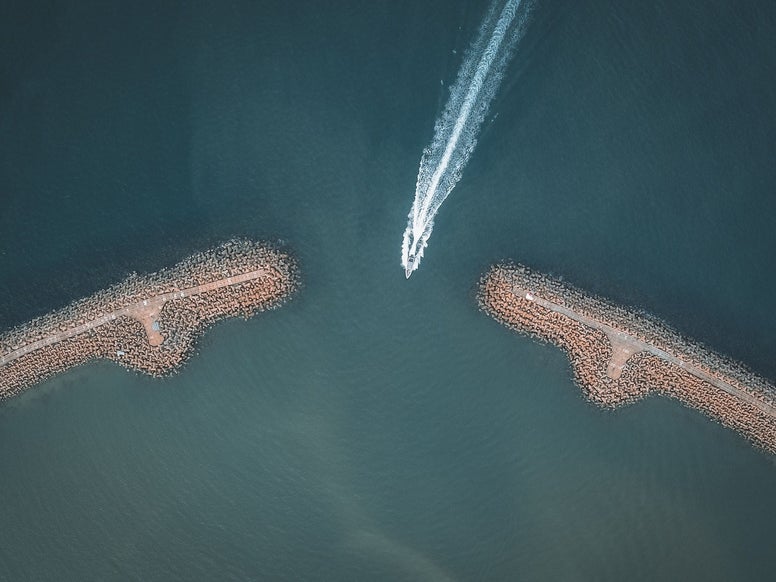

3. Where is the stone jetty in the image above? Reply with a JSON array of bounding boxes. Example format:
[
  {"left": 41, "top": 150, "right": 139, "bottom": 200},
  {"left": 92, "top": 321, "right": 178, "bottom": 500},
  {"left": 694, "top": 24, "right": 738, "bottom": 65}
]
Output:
[
  {"left": 478, "top": 262, "right": 776, "bottom": 455},
  {"left": 0, "top": 239, "right": 299, "bottom": 400}
]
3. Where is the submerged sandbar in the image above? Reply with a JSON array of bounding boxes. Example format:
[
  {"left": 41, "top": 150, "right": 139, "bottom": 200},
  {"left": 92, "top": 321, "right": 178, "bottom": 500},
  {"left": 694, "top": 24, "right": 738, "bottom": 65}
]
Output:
[
  {"left": 0, "top": 239, "right": 298, "bottom": 400},
  {"left": 478, "top": 263, "right": 776, "bottom": 454}
]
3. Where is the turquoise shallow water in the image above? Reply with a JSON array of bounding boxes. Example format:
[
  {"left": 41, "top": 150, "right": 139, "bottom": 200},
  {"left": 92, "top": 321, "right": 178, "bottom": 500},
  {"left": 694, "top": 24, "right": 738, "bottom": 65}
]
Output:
[{"left": 1, "top": 1, "right": 775, "bottom": 580}]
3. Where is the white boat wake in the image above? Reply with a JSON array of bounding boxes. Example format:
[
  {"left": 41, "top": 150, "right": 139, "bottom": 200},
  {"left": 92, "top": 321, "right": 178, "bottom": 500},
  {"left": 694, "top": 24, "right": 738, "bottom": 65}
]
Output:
[{"left": 402, "top": 0, "right": 532, "bottom": 278}]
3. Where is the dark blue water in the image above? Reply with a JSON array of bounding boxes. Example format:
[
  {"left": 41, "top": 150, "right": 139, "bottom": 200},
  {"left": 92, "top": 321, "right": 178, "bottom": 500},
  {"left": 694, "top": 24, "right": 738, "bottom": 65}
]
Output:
[{"left": 1, "top": 1, "right": 775, "bottom": 580}]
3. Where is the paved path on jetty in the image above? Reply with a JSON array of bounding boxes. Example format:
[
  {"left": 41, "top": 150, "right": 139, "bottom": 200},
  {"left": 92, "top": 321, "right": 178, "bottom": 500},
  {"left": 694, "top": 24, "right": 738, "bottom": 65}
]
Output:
[
  {"left": 0, "top": 269, "right": 267, "bottom": 366},
  {"left": 511, "top": 285, "right": 776, "bottom": 418}
]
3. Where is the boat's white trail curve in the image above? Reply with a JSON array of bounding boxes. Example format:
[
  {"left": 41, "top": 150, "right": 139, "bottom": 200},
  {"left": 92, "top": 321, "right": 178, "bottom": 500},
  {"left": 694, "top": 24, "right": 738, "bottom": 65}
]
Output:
[{"left": 402, "top": 0, "right": 532, "bottom": 278}]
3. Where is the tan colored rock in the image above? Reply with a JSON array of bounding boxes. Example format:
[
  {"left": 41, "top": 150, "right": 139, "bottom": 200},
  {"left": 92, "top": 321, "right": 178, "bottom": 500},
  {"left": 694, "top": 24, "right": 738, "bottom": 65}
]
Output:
[
  {"left": 0, "top": 240, "right": 299, "bottom": 399},
  {"left": 478, "top": 263, "right": 776, "bottom": 455}
]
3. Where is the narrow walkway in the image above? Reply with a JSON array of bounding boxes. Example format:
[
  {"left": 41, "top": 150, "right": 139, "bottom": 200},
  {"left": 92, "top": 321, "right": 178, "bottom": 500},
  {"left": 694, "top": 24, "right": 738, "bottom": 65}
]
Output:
[
  {"left": 0, "top": 269, "right": 266, "bottom": 366},
  {"left": 512, "top": 284, "right": 776, "bottom": 418}
]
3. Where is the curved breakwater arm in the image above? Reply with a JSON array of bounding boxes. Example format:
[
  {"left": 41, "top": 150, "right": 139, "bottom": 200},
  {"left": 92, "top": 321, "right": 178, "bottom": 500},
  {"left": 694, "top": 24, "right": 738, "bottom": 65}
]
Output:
[
  {"left": 0, "top": 240, "right": 299, "bottom": 400},
  {"left": 478, "top": 263, "right": 776, "bottom": 455}
]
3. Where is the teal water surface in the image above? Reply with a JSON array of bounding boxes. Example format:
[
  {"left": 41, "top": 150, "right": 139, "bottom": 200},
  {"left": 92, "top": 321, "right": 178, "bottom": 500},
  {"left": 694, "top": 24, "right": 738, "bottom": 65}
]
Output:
[{"left": 1, "top": 1, "right": 775, "bottom": 580}]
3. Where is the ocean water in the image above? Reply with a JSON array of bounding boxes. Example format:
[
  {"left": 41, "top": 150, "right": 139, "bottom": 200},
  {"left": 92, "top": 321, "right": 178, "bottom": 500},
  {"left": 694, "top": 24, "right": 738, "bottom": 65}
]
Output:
[{"left": 1, "top": 1, "right": 775, "bottom": 580}]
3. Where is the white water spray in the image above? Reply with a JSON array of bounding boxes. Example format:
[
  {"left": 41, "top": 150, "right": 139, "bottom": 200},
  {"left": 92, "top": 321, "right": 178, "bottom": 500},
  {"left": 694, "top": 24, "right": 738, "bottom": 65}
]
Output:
[{"left": 402, "top": 0, "right": 531, "bottom": 278}]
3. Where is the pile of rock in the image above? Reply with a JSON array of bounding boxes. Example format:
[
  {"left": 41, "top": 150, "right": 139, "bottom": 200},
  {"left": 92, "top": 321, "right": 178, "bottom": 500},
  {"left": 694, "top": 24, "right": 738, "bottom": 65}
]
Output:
[
  {"left": 478, "top": 262, "right": 776, "bottom": 454},
  {"left": 0, "top": 240, "right": 299, "bottom": 399}
]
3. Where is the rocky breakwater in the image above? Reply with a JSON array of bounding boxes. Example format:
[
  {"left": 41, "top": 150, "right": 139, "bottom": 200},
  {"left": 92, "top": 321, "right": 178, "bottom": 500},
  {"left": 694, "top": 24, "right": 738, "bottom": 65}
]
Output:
[
  {"left": 0, "top": 239, "right": 299, "bottom": 400},
  {"left": 478, "top": 262, "right": 776, "bottom": 455}
]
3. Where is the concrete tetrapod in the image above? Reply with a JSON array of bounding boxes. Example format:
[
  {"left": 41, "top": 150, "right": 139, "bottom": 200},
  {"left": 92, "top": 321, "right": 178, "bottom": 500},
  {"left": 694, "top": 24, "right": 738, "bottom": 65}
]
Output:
[
  {"left": 478, "top": 263, "right": 776, "bottom": 455},
  {"left": 0, "top": 239, "right": 299, "bottom": 400}
]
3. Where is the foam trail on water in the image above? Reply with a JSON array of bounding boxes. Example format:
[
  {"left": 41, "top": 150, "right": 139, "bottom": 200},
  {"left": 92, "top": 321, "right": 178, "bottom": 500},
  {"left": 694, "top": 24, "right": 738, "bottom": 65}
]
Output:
[{"left": 402, "top": 0, "right": 531, "bottom": 278}]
